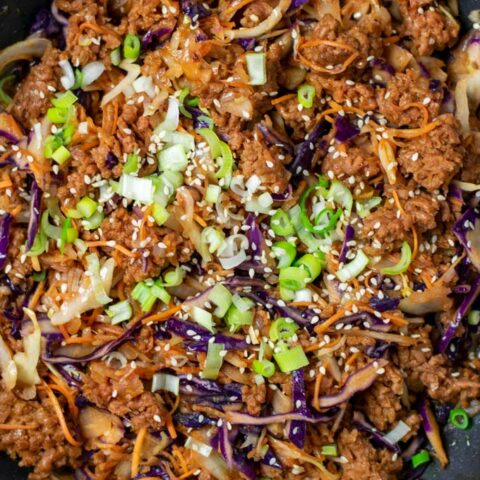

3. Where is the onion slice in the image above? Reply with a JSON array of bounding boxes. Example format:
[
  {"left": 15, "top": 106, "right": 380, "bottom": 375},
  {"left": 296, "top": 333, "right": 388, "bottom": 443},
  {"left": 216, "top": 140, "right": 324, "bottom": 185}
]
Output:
[{"left": 101, "top": 60, "right": 141, "bottom": 107}]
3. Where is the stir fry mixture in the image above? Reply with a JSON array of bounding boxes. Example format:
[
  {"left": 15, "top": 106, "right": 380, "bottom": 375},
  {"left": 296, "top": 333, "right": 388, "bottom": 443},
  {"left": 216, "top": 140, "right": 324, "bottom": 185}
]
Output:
[{"left": 0, "top": 0, "right": 480, "bottom": 479}]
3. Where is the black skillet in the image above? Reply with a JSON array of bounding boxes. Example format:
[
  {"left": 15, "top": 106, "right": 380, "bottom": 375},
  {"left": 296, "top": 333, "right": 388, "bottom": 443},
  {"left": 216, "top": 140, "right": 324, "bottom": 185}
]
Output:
[{"left": 0, "top": 0, "right": 478, "bottom": 478}]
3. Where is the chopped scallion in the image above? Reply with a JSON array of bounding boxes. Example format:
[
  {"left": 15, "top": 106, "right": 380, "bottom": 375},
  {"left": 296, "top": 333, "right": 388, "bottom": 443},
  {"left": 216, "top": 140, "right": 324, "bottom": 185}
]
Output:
[
  {"left": 274, "top": 345, "right": 309, "bottom": 373},
  {"left": 246, "top": 52, "right": 267, "bottom": 86},
  {"left": 449, "top": 408, "right": 469, "bottom": 430},
  {"left": 106, "top": 300, "right": 133, "bottom": 325},
  {"left": 380, "top": 241, "right": 412, "bottom": 276},
  {"left": 336, "top": 249, "right": 369, "bottom": 282},
  {"left": 297, "top": 84, "right": 316, "bottom": 108},
  {"left": 272, "top": 241, "right": 297, "bottom": 269},
  {"left": 411, "top": 450, "right": 431, "bottom": 469},
  {"left": 270, "top": 209, "right": 294, "bottom": 236},
  {"left": 202, "top": 342, "right": 224, "bottom": 380},
  {"left": 252, "top": 359, "right": 275, "bottom": 378},
  {"left": 123, "top": 34, "right": 141, "bottom": 61},
  {"left": 279, "top": 266, "right": 310, "bottom": 291},
  {"left": 269, "top": 317, "right": 299, "bottom": 342}
]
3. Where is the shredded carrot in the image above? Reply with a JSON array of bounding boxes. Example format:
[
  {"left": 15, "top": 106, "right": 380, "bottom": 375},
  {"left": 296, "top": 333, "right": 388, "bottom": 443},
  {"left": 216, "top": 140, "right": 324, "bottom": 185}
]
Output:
[
  {"left": 9, "top": 205, "right": 22, "bottom": 218},
  {"left": 28, "top": 280, "right": 45, "bottom": 309},
  {"left": 165, "top": 414, "right": 178, "bottom": 439},
  {"left": 271, "top": 93, "right": 296, "bottom": 106},
  {"left": 351, "top": 303, "right": 409, "bottom": 327},
  {"left": 0, "top": 177, "right": 12, "bottom": 189},
  {"left": 411, "top": 225, "right": 419, "bottom": 260},
  {"left": 172, "top": 445, "right": 189, "bottom": 475},
  {"left": 298, "top": 39, "right": 359, "bottom": 74},
  {"left": 178, "top": 470, "right": 198, "bottom": 480},
  {"left": 48, "top": 378, "right": 79, "bottom": 420},
  {"left": 193, "top": 214, "right": 207, "bottom": 228},
  {"left": 391, "top": 189, "right": 406, "bottom": 216},
  {"left": 131, "top": 426, "right": 147, "bottom": 478},
  {"left": 78, "top": 22, "right": 120, "bottom": 38},
  {"left": 59, "top": 324, "right": 70, "bottom": 340},
  {"left": 43, "top": 382, "right": 81, "bottom": 447},
  {"left": 398, "top": 102, "right": 429, "bottom": 127},
  {"left": 386, "top": 120, "right": 439, "bottom": 139},
  {"left": 85, "top": 241, "right": 136, "bottom": 257},
  {"left": 312, "top": 367, "right": 324, "bottom": 412},
  {"left": 0, "top": 424, "right": 36, "bottom": 430},
  {"left": 142, "top": 305, "right": 182, "bottom": 324},
  {"left": 346, "top": 351, "right": 361, "bottom": 366},
  {"left": 314, "top": 309, "right": 346, "bottom": 334}
]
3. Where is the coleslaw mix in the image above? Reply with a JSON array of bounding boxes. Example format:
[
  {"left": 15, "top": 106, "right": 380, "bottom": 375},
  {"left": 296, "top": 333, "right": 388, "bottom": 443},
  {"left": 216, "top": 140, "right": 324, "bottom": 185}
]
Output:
[{"left": 0, "top": 0, "right": 478, "bottom": 479}]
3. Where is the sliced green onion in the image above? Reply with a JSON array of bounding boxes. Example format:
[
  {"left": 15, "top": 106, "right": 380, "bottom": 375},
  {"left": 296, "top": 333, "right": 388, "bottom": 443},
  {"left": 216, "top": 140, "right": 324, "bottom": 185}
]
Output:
[
  {"left": 201, "top": 342, "right": 224, "bottom": 380},
  {"left": 61, "top": 124, "right": 74, "bottom": 145},
  {"left": 232, "top": 294, "right": 254, "bottom": 312},
  {"left": 272, "top": 241, "right": 297, "bottom": 269},
  {"left": 110, "top": 47, "right": 122, "bottom": 66},
  {"left": 449, "top": 408, "right": 469, "bottom": 430},
  {"left": 44, "top": 135, "right": 63, "bottom": 159},
  {"left": 191, "top": 306, "right": 216, "bottom": 333},
  {"left": 279, "top": 286, "right": 296, "bottom": 302},
  {"left": 132, "top": 281, "right": 156, "bottom": 312},
  {"left": 297, "top": 84, "right": 315, "bottom": 108},
  {"left": 163, "top": 267, "right": 185, "bottom": 287},
  {"left": 252, "top": 359, "right": 275, "bottom": 378},
  {"left": 47, "top": 107, "right": 70, "bottom": 124},
  {"left": 151, "top": 281, "right": 171, "bottom": 304},
  {"left": 270, "top": 209, "right": 294, "bottom": 236},
  {"left": 215, "top": 141, "right": 234, "bottom": 183},
  {"left": 468, "top": 310, "right": 480, "bottom": 326},
  {"left": 356, "top": 196, "right": 382, "bottom": 218},
  {"left": 300, "top": 186, "right": 341, "bottom": 237},
  {"left": 208, "top": 283, "right": 232, "bottom": 318},
  {"left": 32, "top": 270, "right": 47, "bottom": 282},
  {"left": 76, "top": 196, "right": 98, "bottom": 218},
  {"left": 59, "top": 217, "right": 77, "bottom": 254},
  {"left": 320, "top": 444, "right": 338, "bottom": 457},
  {"left": 124, "top": 152, "right": 140, "bottom": 174},
  {"left": 411, "top": 450, "right": 431, "bottom": 469},
  {"left": 52, "top": 90, "right": 78, "bottom": 108},
  {"left": 205, "top": 184, "right": 221, "bottom": 204},
  {"left": 28, "top": 230, "right": 48, "bottom": 256},
  {"left": 197, "top": 128, "right": 221, "bottom": 158},
  {"left": 159, "top": 144, "right": 188, "bottom": 172},
  {"left": 152, "top": 203, "right": 169, "bottom": 225},
  {"left": 201, "top": 226, "right": 225, "bottom": 254},
  {"left": 279, "top": 266, "right": 310, "bottom": 291},
  {"left": 0, "top": 75, "right": 14, "bottom": 106},
  {"left": 295, "top": 253, "right": 324, "bottom": 281},
  {"left": 289, "top": 205, "right": 325, "bottom": 252},
  {"left": 336, "top": 249, "right": 369, "bottom": 283},
  {"left": 82, "top": 210, "right": 104, "bottom": 230},
  {"left": 163, "top": 131, "right": 195, "bottom": 151},
  {"left": 185, "top": 96, "right": 199, "bottom": 107},
  {"left": 123, "top": 34, "right": 141, "bottom": 61},
  {"left": 151, "top": 372, "right": 179, "bottom": 395},
  {"left": 246, "top": 52, "right": 267, "bottom": 86},
  {"left": 51, "top": 145, "right": 71, "bottom": 164},
  {"left": 119, "top": 174, "right": 154, "bottom": 204},
  {"left": 226, "top": 304, "right": 254, "bottom": 332},
  {"left": 151, "top": 171, "right": 183, "bottom": 206},
  {"left": 380, "top": 241, "right": 412, "bottom": 276},
  {"left": 274, "top": 345, "right": 309, "bottom": 373},
  {"left": 41, "top": 210, "right": 61, "bottom": 239},
  {"left": 327, "top": 180, "right": 353, "bottom": 214},
  {"left": 269, "top": 317, "right": 299, "bottom": 342},
  {"left": 106, "top": 300, "right": 133, "bottom": 325},
  {"left": 72, "top": 69, "right": 83, "bottom": 90}
]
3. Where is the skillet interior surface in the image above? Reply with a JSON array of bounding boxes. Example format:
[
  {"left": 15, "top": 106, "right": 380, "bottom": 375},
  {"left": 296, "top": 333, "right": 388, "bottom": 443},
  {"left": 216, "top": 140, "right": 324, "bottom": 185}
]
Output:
[{"left": 0, "top": 0, "right": 478, "bottom": 479}]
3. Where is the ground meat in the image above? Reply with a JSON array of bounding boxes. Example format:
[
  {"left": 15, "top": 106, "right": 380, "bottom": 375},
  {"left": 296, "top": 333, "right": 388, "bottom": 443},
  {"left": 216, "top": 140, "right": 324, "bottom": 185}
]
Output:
[
  {"left": 242, "top": 383, "right": 267, "bottom": 416},
  {"left": 376, "top": 70, "right": 442, "bottom": 127},
  {"left": 321, "top": 139, "right": 382, "bottom": 185},
  {"left": 127, "top": 0, "right": 178, "bottom": 34},
  {"left": 460, "top": 132, "right": 480, "bottom": 183},
  {"left": 12, "top": 48, "right": 60, "bottom": 128},
  {"left": 338, "top": 428, "right": 403, "bottom": 480},
  {"left": 116, "top": 101, "right": 153, "bottom": 155},
  {"left": 275, "top": 96, "right": 316, "bottom": 142},
  {"left": 0, "top": 388, "right": 81, "bottom": 480},
  {"left": 239, "top": 0, "right": 276, "bottom": 28},
  {"left": 397, "top": 0, "right": 459, "bottom": 56},
  {"left": 239, "top": 137, "right": 291, "bottom": 194},
  {"left": 83, "top": 362, "right": 167, "bottom": 432},
  {"left": 313, "top": 77, "right": 378, "bottom": 112},
  {"left": 397, "top": 114, "right": 464, "bottom": 191},
  {"left": 91, "top": 207, "right": 193, "bottom": 284},
  {"left": 361, "top": 365, "right": 405, "bottom": 431}
]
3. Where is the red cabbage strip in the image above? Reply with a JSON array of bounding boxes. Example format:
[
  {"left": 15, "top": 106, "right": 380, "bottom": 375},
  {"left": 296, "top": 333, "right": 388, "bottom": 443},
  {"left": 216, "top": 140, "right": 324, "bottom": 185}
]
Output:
[
  {"left": 180, "top": 0, "right": 211, "bottom": 22},
  {"left": 211, "top": 425, "right": 234, "bottom": 467},
  {"left": 134, "top": 466, "right": 170, "bottom": 480},
  {"left": 246, "top": 214, "right": 263, "bottom": 261},
  {"left": 289, "top": 368, "right": 307, "bottom": 448},
  {"left": 419, "top": 401, "right": 448, "bottom": 467},
  {"left": 262, "top": 448, "right": 282, "bottom": 469},
  {"left": 317, "top": 359, "right": 389, "bottom": 408},
  {"left": 26, "top": 179, "right": 41, "bottom": 250},
  {"left": 225, "top": 408, "right": 338, "bottom": 426},
  {"left": 141, "top": 28, "right": 172, "bottom": 49},
  {"left": 43, "top": 321, "right": 142, "bottom": 364},
  {"left": 334, "top": 115, "right": 360, "bottom": 143},
  {"left": 352, "top": 411, "right": 401, "bottom": 453},
  {"left": 438, "top": 274, "right": 480, "bottom": 353},
  {"left": 257, "top": 123, "right": 294, "bottom": 155},
  {"left": 0, "top": 129, "right": 20, "bottom": 144},
  {"left": 166, "top": 318, "right": 248, "bottom": 351},
  {"left": 338, "top": 224, "right": 355, "bottom": 263},
  {"left": 0, "top": 213, "right": 12, "bottom": 270},
  {"left": 331, "top": 311, "right": 392, "bottom": 332},
  {"left": 452, "top": 207, "right": 480, "bottom": 269},
  {"left": 290, "top": 119, "right": 331, "bottom": 176},
  {"left": 368, "top": 296, "right": 400, "bottom": 312},
  {"left": 240, "top": 289, "right": 319, "bottom": 327},
  {"left": 173, "top": 412, "right": 217, "bottom": 428}
]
